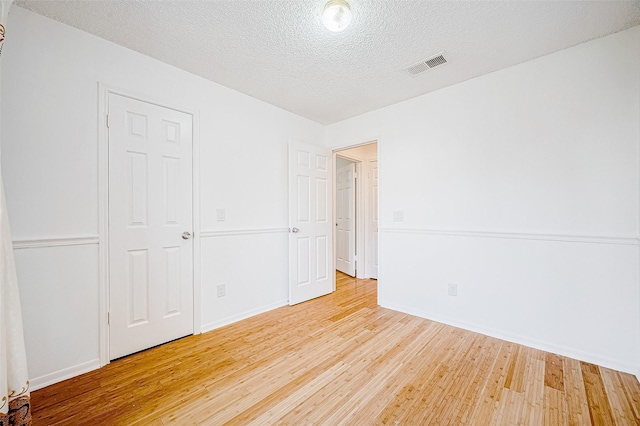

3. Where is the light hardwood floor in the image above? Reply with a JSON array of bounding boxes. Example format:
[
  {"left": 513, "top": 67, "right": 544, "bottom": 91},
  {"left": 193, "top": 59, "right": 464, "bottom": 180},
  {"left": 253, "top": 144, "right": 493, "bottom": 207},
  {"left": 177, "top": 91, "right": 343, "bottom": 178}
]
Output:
[{"left": 33, "top": 272, "right": 640, "bottom": 425}]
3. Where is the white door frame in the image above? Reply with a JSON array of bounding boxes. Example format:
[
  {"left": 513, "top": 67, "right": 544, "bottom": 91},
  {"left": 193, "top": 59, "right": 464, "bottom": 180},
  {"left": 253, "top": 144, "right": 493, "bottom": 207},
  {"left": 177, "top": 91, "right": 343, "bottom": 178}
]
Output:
[
  {"left": 365, "top": 158, "right": 379, "bottom": 279},
  {"left": 97, "top": 83, "right": 201, "bottom": 366},
  {"left": 332, "top": 140, "right": 379, "bottom": 282}
]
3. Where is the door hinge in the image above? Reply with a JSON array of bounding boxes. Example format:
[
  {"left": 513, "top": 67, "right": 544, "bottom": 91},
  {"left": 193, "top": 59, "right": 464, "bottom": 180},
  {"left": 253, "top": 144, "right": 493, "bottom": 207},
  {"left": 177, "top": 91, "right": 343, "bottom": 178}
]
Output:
[
  {"left": 106, "top": 114, "right": 110, "bottom": 128},
  {"left": 107, "top": 312, "right": 110, "bottom": 325}
]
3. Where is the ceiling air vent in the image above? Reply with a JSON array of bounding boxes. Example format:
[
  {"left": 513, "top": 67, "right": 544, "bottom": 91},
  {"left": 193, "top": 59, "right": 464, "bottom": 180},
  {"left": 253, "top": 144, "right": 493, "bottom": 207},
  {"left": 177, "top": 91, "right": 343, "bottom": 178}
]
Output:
[{"left": 405, "top": 52, "right": 447, "bottom": 76}]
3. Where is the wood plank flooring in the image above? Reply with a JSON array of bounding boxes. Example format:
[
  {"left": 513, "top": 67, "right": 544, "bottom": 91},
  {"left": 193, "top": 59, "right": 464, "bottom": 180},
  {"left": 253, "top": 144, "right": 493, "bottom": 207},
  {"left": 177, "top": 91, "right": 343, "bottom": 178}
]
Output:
[{"left": 32, "top": 272, "right": 640, "bottom": 425}]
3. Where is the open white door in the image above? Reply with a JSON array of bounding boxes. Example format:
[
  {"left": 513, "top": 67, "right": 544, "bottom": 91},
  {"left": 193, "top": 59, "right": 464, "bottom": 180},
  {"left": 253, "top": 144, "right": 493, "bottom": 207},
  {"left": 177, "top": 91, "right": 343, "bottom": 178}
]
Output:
[
  {"left": 288, "top": 141, "right": 333, "bottom": 305},
  {"left": 336, "top": 162, "right": 356, "bottom": 276}
]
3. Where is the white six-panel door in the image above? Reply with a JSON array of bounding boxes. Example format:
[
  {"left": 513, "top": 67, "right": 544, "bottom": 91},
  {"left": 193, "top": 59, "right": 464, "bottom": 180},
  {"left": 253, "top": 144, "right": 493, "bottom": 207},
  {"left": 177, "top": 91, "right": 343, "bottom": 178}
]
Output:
[
  {"left": 108, "top": 93, "right": 194, "bottom": 359},
  {"left": 288, "top": 141, "right": 333, "bottom": 305},
  {"left": 336, "top": 162, "right": 356, "bottom": 277}
]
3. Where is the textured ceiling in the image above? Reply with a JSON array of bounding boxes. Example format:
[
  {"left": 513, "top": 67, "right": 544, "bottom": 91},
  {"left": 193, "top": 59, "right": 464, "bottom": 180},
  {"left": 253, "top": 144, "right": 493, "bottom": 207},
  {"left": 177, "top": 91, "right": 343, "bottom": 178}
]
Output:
[{"left": 14, "top": 0, "right": 640, "bottom": 125}]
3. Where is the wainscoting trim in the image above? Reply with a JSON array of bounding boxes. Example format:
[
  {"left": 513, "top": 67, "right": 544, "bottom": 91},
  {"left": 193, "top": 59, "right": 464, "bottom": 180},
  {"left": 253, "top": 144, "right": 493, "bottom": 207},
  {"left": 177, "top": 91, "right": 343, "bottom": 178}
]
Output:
[
  {"left": 13, "top": 228, "right": 290, "bottom": 247},
  {"left": 381, "top": 228, "right": 639, "bottom": 246},
  {"left": 13, "top": 235, "right": 100, "bottom": 250},
  {"left": 200, "top": 228, "right": 289, "bottom": 238}
]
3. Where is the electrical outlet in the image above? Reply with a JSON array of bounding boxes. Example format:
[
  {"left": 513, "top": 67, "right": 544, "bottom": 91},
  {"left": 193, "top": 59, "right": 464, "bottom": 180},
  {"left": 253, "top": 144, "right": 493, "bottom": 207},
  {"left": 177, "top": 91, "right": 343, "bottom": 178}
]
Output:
[
  {"left": 216, "top": 209, "right": 226, "bottom": 222},
  {"left": 393, "top": 210, "right": 404, "bottom": 222},
  {"left": 217, "top": 284, "right": 226, "bottom": 297},
  {"left": 448, "top": 283, "right": 457, "bottom": 297}
]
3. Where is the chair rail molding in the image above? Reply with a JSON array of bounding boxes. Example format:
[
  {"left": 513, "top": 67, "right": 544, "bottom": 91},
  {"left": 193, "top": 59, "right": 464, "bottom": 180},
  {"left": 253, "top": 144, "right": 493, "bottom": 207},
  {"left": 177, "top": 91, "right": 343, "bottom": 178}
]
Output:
[
  {"left": 380, "top": 228, "right": 640, "bottom": 246},
  {"left": 200, "top": 227, "right": 289, "bottom": 238},
  {"left": 12, "top": 235, "right": 100, "bottom": 249}
]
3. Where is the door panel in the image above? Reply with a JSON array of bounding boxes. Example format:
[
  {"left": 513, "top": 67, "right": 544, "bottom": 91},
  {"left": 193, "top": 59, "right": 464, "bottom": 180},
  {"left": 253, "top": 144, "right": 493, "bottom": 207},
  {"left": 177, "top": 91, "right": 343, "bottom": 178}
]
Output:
[
  {"left": 316, "top": 235, "right": 328, "bottom": 280},
  {"left": 289, "top": 141, "right": 333, "bottom": 305},
  {"left": 128, "top": 249, "right": 149, "bottom": 326},
  {"left": 336, "top": 162, "right": 356, "bottom": 276},
  {"left": 109, "top": 93, "right": 194, "bottom": 360}
]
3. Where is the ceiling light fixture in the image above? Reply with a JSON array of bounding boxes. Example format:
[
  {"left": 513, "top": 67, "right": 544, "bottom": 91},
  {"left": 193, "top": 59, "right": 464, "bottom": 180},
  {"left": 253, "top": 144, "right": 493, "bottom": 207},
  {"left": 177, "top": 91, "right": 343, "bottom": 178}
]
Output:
[{"left": 322, "top": 0, "right": 352, "bottom": 32}]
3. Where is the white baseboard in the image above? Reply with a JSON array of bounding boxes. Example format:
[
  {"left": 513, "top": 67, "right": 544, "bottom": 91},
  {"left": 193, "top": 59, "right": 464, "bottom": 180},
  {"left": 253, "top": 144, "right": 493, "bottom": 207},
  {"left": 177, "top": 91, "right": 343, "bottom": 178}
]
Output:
[
  {"left": 29, "top": 358, "right": 101, "bottom": 391},
  {"left": 380, "top": 301, "right": 638, "bottom": 376},
  {"left": 200, "top": 300, "right": 288, "bottom": 334}
]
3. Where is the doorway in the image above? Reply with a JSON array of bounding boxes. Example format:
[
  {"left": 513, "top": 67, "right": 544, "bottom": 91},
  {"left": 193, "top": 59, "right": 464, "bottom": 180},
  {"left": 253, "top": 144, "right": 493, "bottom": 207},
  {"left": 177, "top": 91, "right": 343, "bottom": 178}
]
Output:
[{"left": 334, "top": 142, "right": 378, "bottom": 281}]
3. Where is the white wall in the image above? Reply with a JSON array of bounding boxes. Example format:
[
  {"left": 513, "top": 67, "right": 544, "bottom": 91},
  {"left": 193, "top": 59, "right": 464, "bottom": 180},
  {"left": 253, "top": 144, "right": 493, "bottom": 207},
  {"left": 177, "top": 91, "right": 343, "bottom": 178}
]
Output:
[
  {"left": 327, "top": 26, "right": 640, "bottom": 374},
  {"left": 1, "top": 6, "right": 324, "bottom": 388}
]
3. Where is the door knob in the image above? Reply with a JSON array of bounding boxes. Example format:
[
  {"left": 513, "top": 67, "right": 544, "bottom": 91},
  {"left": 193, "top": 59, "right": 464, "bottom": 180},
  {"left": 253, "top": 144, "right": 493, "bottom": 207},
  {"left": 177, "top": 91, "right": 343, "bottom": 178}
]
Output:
[
  {"left": 291, "top": 227, "right": 300, "bottom": 233},
  {"left": 182, "top": 231, "right": 192, "bottom": 240}
]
